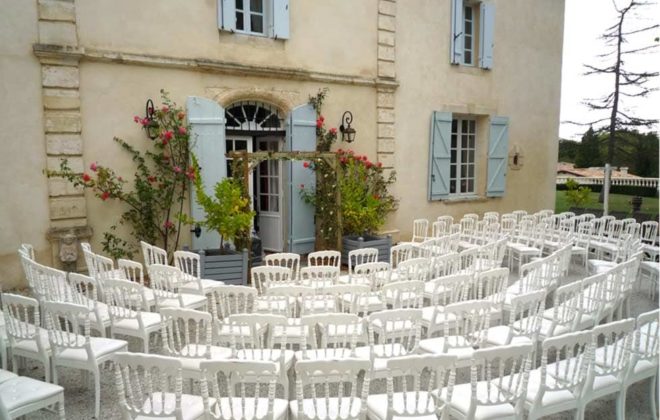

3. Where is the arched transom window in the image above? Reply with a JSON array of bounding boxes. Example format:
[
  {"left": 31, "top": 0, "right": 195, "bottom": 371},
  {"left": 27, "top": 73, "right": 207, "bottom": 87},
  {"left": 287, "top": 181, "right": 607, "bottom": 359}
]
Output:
[{"left": 225, "top": 101, "right": 284, "bottom": 131}]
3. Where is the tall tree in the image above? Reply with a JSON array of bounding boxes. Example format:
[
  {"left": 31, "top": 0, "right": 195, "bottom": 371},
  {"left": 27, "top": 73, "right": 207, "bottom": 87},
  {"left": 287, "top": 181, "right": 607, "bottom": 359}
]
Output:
[
  {"left": 581, "top": 1, "right": 658, "bottom": 165},
  {"left": 575, "top": 126, "right": 603, "bottom": 168}
]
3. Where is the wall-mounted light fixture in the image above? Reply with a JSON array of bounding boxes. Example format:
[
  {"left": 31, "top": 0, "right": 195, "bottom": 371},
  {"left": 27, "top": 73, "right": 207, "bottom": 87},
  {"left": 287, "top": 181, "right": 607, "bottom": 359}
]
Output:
[
  {"left": 339, "top": 111, "right": 356, "bottom": 143},
  {"left": 143, "top": 99, "right": 158, "bottom": 140}
]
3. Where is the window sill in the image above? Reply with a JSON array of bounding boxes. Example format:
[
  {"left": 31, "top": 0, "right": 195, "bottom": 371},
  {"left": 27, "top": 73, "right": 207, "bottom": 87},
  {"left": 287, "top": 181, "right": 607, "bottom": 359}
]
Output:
[
  {"left": 450, "top": 64, "right": 488, "bottom": 76},
  {"left": 441, "top": 195, "right": 499, "bottom": 204}
]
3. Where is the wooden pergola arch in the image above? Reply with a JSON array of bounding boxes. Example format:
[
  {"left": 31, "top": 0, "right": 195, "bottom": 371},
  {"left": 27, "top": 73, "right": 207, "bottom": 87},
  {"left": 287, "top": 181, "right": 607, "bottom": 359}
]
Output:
[{"left": 227, "top": 150, "right": 343, "bottom": 250}]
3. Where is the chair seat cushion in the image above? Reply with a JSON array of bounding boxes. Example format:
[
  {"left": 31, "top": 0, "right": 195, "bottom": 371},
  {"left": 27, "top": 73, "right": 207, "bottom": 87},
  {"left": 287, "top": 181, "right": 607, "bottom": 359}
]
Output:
[
  {"left": 0, "top": 369, "right": 18, "bottom": 384},
  {"left": 0, "top": 376, "right": 63, "bottom": 412},
  {"left": 141, "top": 392, "right": 205, "bottom": 420},
  {"left": 112, "top": 311, "right": 162, "bottom": 332},
  {"left": 212, "top": 397, "right": 288, "bottom": 420},
  {"left": 290, "top": 397, "right": 362, "bottom": 420},
  {"left": 160, "top": 293, "right": 207, "bottom": 309},
  {"left": 419, "top": 337, "right": 475, "bottom": 361},
  {"left": 522, "top": 369, "right": 578, "bottom": 408},
  {"left": 295, "top": 348, "right": 361, "bottom": 361},
  {"left": 10, "top": 327, "right": 51, "bottom": 354},
  {"left": 235, "top": 349, "right": 294, "bottom": 370},
  {"left": 436, "top": 382, "right": 517, "bottom": 420},
  {"left": 177, "top": 345, "right": 232, "bottom": 371},
  {"left": 57, "top": 336, "right": 127, "bottom": 362},
  {"left": 354, "top": 344, "right": 411, "bottom": 371},
  {"left": 367, "top": 392, "right": 437, "bottom": 420}
]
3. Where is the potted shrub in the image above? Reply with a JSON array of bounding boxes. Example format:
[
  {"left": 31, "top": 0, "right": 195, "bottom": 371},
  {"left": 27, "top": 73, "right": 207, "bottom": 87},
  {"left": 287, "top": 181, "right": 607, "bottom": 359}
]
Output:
[
  {"left": 300, "top": 149, "right": 398, "bottom": 264},
  {"left": 181, "top": 157, "right": 255, "bottom": 285}
]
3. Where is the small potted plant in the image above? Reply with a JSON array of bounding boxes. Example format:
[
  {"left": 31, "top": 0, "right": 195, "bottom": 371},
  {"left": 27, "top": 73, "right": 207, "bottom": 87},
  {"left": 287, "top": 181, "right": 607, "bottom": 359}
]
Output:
[{"left": 180, "top": 156, "right": 255, "bottom": 285}]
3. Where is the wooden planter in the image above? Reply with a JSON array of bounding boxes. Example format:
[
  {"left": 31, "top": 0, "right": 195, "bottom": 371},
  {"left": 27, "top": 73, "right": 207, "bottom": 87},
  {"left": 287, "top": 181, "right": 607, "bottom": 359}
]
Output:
[
  {"left": 341, "top": 234, "right": 392, "bottom": 265},
  {"left": 197, "top": 248, "right": 249, "bottom": 286}
]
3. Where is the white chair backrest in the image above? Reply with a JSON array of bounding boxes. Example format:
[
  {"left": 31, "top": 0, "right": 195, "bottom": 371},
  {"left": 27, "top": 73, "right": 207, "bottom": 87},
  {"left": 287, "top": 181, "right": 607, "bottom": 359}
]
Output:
[
  {"left": 431, "top": 220, "right": 449, "bottom": 238},
  {"left": 437, "top": 215, "right": 454, "bottom": 226},
  {"left": 160, "top": 307, "right": 213, "bottom": 359},
  {"left": 227, "top": 313, "right": 290, "bottom": 362},
  {"left": 352, "top": 261, "right": 391, "bottom": 290},
  {"left": 118, "top": 258, "right": 145, "bottom": 285},
  {"left": 442, "top": 300, "right": 492, "bottom": 349},
  {"left": 634, "top": 308, "right": 659, "bottom": 363},
  {"left": 418, "top": 238, "right": 446, "bottom": 258},
  {"left": 640, "top": 221, "right": 658, "bottom": 246},
  {"left": 81, "top": 246, "right": 98, "bottom": 277},
  {"left": 508, "top": 290, "right": 546, "bottom": 340},
  {"left": 300, "top": 313, "right": 364, "bottom": 358},
  {"left": 209, "top": 285, "right": 257, "bottom": 320},
  {"left": 43, "top": 301, "right": 92, "bottom": 351},
  {"left": 294, "top": 359, "right": 370, "bottom": 420},
  {"left": 470, "top": 343, "right": 534, "bottom": 416},
  {"left": 471, "top": 267, "right": 508, "bottom": 308},
  {"left": 251, "top": 265, "right": 292, "bottom": 294},
  {"left": 29, "top": 260, "right": 73, "bottom": 303},
  {"left": 395, "top": 257, "right": 430, "bottom": 282},
  {"left": 104, "top": 278, "right": 149, "bottom": 318},
  {"left": 148, "top": 264, "right": 184, "bottom": 306},
  {"left": 500, "top": 215, "right": 517, "bottom": 236},
  {"left": 67, "top": 272, "right": 104, "bottom": 310},
  {"left": 264, "top": 252, "right": 301, "bottom": 280},
  {"left": 2, "top": 293, "right": 46, "bottom": 351},
  {"left": 411, "top": 218, "right": 429, "bottom": 242},
  {"left": 549, "top": 280, "right": 583, "bottom": 335},
  {"left": 624, "top": 221, "right": 641, "bottom": 240},
  {"left": 347, "top": 247, "right": 379, "bottom": 275},
  {"left": 300, "top": 265, "right": 340, "bottom": 288},
  {"left": 429, "top": 252, "right": 460, "bottom": 278},
  {"left": 575, "top": 221, "right": 593, "bottom": 248},
  {"left": 591, "top": 319, "right": 635, "bottom": 381},
  {"left": 538, "top": 331, "right": 592, "bottom": 396},
  {"left": 605, "top": 219, "right": 625, "bottom": 242},
  {"left": 516, "top": 256, "right": 550, "bottom": 294},
  {"left": 200, "top": 359, "right": 280, "bottom": 420},
  {"left": 367, "top": 309, "right": 422, "bottom": 358},
  {"left": 114, "top": 352, "right": 184, "bottom": 419},
  {"left": 19, "top": 243, "right": 36, "bottom": 260},
  {"left": 511, "top": 210, "right": 527, "bottom": 224},
  {"left": 390, "top": 243, "right": 419, "bottom": 269},
  {"left": 384, "top": 354, "right": 458, "bottom": 419},
  {"left": 173, "top": 250, "right": 201, "bottom": 280},
  {"left": 266, "top": 285, "right": 315, "bottom": 318},
  {"left": 427, "top": 273, "right": 470, "bottom": 306},
  {"left": 307, "top": 250, "right": 341, "bottom": 268},
  {"left": 382, "top": 280, "right": 424, "bottom": 309},
  {"left": 458, "top": 246, "right": 479, "bottom": 274}
]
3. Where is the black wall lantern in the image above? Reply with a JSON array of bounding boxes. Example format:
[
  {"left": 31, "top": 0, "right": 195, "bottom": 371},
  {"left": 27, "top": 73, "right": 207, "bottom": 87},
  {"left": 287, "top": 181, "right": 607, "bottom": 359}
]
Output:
[
  {"left": 339, "top": 111, "right": 356, "bottom": 143},
  {"left": 143, "top": 99, "right": 159, "bottom": 140}
]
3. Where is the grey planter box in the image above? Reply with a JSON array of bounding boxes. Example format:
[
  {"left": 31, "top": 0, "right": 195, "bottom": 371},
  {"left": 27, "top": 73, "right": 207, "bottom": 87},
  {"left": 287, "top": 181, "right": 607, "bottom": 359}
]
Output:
[
  {"left": 341, "top": 234, "right": 392, "bottom": 266},
  {"left": 196, "top": 248, "right": 249, "bottom": 286}
]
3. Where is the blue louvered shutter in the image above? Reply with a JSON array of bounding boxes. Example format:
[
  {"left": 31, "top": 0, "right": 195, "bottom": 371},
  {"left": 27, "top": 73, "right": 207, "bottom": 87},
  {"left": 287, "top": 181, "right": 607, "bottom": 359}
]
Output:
[
  {"left": 286, "top": 104, "right": 316, "bottom": 253},
  {"left": 479, "top": 1, "right": 495, "bottom": 69},
  {"left": 428, "top": 111, "right": 452, "bottom": 201},
  {"left": 187, "top": 96, "right": 226, "bottom": 250},
  {"left": 271, "top": 0, "right": 290, "bottom": 39},
  {"left": 218, "top": 0, "right": 236, "bottom": 31},
  {"left": 450, "top": 0, "right": 464, "bottom": 64},
  {"left": 486, "top": 116, "right": 509, "bottom": 197}
]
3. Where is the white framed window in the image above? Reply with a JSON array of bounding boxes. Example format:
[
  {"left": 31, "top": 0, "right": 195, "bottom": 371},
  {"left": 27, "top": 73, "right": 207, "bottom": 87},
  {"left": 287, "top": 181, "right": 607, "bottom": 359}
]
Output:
[
  {"left": 450, "top": 0, "right": 495, "bottom": 69},
  {"left": 219, "top": 0, "right": 290, "bottom": 39},
  {"left": 463, "top": 5, "right": 475, "bottom": 66},
  {"left": 235, "top": 0, "right": 266, "bottom": 36},
  {"left": 449, "top": 119, "right": 476, "bottom": 195}
]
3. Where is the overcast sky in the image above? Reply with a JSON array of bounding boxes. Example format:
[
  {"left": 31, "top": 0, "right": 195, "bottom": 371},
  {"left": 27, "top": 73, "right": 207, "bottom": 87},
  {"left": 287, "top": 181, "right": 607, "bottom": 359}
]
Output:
[{"left": 559, "top": 0, "right": 660, "bottom": 141}]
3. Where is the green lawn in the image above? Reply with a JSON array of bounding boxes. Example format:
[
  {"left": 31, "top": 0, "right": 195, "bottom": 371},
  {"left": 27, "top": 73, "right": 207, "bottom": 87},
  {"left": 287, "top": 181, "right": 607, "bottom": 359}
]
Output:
[{"left": 555, "top": 191, "right": 659, "bottom": 215}]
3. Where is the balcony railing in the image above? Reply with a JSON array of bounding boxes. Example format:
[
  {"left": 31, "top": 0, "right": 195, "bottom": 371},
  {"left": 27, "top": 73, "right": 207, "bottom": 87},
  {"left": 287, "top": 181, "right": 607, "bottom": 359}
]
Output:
[{"left": 556, "top": 176, "right": 659, "bottom": 188}]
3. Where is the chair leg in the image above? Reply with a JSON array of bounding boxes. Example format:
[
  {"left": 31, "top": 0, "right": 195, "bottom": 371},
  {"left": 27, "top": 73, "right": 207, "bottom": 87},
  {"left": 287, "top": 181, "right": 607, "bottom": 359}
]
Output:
[
  {"left": 616, "top": 389, "right": 626, "bottom": 420},
  {"left": 143, "top": 333, "right": 149, "bottom": 353},
  {"left": 94, "top": 367, "right": 101, "bottom": 419},
  {"left": 58, "top": 394, "right": 66, "bottom": 420},
  {"left": 650, "top": 375, "right": 658, "bottom": 419},
  {"left": 44, "top": 356, "right": 51, "bottom": 383}
]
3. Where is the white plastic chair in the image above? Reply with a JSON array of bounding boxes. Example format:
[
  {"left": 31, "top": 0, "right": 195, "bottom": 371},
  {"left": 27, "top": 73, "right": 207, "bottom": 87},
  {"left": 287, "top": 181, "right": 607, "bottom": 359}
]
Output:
[
  {"left": 67, "top": 272, "right": 112, "bottom": 337},
  {"left": 507, "top": 220, "right": 544, "bottom": 273},
  {"left": 469, "top": 267, "right": 508, "bottom": 324},
  {"left": 209, "top": 285, "right": 257, "bottom": 320},
  {"left": 200, "top": 359, "right": 288, "bottom": 420},
  {"left": 410, "top": 218, "right": 429, "bottom": 243},
  {"left": 419, "top": 237, "right": 446, "bottom": 259},
  {"left": 367, "top": 354, "right": 457, "bottom": 420},
  {"left": 441, "top": 343, "right": 534, "bottom": 419},
  {"left": 421, "top": 274, "right": 471, "bottom": 337},
  {"left": 431, "top": 220, "right": 449, "bottom": 238},
  {"left": 389, "top": 243, "right": 419, "bottom": 269},
  {"left": 148, "top": 264, "right": 207, "bottom": 310},
  {"left": 538, "top": 280, "right": 582, "bottom": 340},
  {"left": 264, "top": 252, "right": 301, "bottom": 281},
  {"left": 104, "top": 278, "right": 161, "bottom": 353},
  {"left": 297, "top": 313, "right": 366, "bottom": 360},
  {"left": 419, "top": 300, "right": 492, "bottom": 367},
  {"left": 2, "top": 294, "right": 51, "bottom": 382},
  {"left": 350, "top": 261, "right": 391, "bottom": 291},
  {"left": 355, "top": 308, "right": 422, "bottom": 379},
  {"left": 518, "top": 330, "right": 592, "bottom": 420},
  {"left": 160, "top": 307, "right": 232, "bottom": 379},
  {"left": 346, "top": 248, "right": 379, "bottom": 279},
  {"left": 113, "top": 352, "right": 205, "bottom": 420},
  {"left": 0, "top": 369, "right": 65, "bottom": 419},
  {"left": 44, "top": 301, "right": 128, "bottom": 419},
  {"left": 382, "top": 280, "right": 424, "bottom": 309},
  {"left": 580, "top": 318, "right": 635, "bottom": 420},
  {"left": 141, "top": 241, "right": 168, "bottom": 267},
  {"left": 392, "top": 257, "right": 430, "bottom": 282},
  {"left": 174, "top": 250, "right": 224, "bottom": 297},
  {"left": 300, "top": 265, "right": 340, "bottom": 288},
  {"left": 427, "top": 252, "right": 460, "bottom": 286},
  {"left": 618, "top": 309, "right": 659, "bottom": 419},
  {"left": 292, "top": 359, "right": 370, "bottom": 420}
]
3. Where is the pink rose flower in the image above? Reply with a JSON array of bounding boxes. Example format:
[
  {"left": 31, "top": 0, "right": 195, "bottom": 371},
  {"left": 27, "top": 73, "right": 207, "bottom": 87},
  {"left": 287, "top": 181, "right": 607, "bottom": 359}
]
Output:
[
  {"left": 90, "top": 162, "right": 98, "bottom": 172},
  {"left": 178, "top": 126, "right": 187, "bottom": 135},
  {"left": 82, "top": 173, "right": 91, "bottom": 182}
]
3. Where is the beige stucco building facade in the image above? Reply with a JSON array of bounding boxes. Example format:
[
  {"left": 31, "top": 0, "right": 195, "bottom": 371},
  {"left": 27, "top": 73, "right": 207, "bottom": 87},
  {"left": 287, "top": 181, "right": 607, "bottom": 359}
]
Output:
[{"left": 0, "top": 0, "right": 564, "bottom": 289}]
